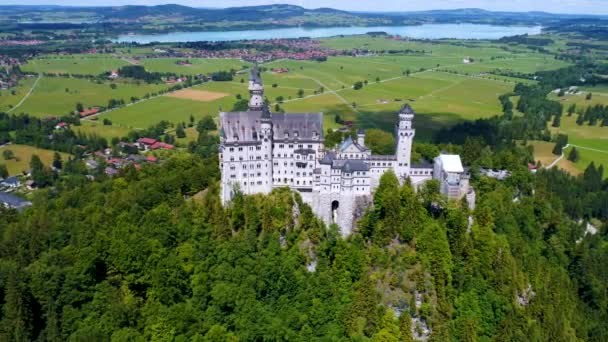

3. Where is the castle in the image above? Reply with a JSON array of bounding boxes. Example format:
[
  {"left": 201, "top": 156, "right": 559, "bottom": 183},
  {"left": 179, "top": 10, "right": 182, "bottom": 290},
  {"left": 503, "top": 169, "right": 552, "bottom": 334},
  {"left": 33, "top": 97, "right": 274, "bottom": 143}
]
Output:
[{"left": 219, "top": 65, "right": 470, "bottom": 235}]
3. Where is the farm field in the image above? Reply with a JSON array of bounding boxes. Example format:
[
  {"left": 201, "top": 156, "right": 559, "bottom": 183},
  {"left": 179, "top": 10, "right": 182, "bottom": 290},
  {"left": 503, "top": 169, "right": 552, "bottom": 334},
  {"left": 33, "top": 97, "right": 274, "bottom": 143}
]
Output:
[
  {"left": 89, "top": 51, "right": 552, "bottom": 136},
  {"left": 21, "top": 55, "right": 130, "bottom": 75},
  {"left": 139, "top": 58, "right": 249, "bottom": 75},
  {"left": 11, "top": 77, "right": 169, "bottom": 118},
  {"left": 0, "top": 77, "right": 37, "bottom": 112},
  {"left": 0, "top": 144, "right": 71, "bottom": 176},
  {"left": 529, "top": 140, "right": 581, "bottom": 176},
  {"left": 72, "top": 120, "right": 132, "bottom": 140},
  {"left": 97, "top": 84, "right": 239, "bottom": 128},
  {"left": 549, "top": 94, "right": 608, "bottom": 177},
  {"left": 320, "top": 36, "right": 518, "bottom": 58}
]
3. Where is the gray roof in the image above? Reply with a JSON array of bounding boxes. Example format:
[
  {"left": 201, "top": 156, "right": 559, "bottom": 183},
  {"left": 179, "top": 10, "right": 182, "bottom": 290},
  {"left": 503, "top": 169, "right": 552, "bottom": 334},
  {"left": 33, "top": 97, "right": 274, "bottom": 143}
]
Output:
[
  {"left": 320, "top": 151, "right": 335, "bottom": 165},
  {"left": 332, "top": 159, "right": 369, "bottom": 172},
  {"left": 338, "top": 136, "right": 368, "bottom": 153},
  {"left": 399, "top": 103, "right": 416, "bottom": 115},
  {"left": 220, "top": 111, "right": 323, "bottom": 144},
  {"left": 411, "top": 159, "right": 434, "bottom": 169},
  {"left": 0, "top": 192, "right": 31, "bottom": 211}
]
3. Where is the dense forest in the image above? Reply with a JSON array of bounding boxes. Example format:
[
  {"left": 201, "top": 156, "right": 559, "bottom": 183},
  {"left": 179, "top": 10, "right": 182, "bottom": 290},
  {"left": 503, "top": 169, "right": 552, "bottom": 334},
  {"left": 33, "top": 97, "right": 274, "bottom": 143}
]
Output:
[{"left": 0, "top": 118, "right": 606, "bottom": 341}]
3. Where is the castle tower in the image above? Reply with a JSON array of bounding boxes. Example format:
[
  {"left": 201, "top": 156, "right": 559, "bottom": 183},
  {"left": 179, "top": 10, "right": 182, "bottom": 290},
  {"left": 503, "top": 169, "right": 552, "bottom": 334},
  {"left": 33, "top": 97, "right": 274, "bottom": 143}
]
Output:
[
  {"left": 248, "top": 64, "right": 265, "bottom": 111},
  {"left": 259, "top": 105, "right": 274, "bottom": 194},
  {"left": 395, "top": 103, "right": 415, "bottom": 180}
]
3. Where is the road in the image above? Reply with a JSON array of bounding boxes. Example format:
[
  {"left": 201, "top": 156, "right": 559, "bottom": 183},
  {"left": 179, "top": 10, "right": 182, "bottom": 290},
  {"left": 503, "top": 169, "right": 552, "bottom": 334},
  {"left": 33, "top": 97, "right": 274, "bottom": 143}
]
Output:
[{"left": 7, "top": 74, "right": 41, "bottom": 113}]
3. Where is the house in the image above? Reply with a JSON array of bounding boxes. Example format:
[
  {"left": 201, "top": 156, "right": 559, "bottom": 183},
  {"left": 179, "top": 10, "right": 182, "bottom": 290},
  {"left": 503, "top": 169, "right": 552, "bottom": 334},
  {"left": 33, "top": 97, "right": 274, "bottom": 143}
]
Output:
[
  {"left": 79, "top": 107, "right": 100, "bottom": 117},
  {"left": 146, "top": 155, "right": 158, "bottom": 163},
  {"left": 105, "top": 167, "right": 118, "bottom": 177},
  {"left": 150, "top": 142, "right": 174, "bottom": 150},
  {"left": 108, "top": 70, "right": 119, "bottom": 80},
  {"left": 434, "top": 154, "right": 470, "bottom": 200},
  {"left": 137, "top": 137, "right": 157, "bottom": 151},
  {"left": 85, "top": 159, "right": 99, "bottom": 170},
  {"left": 0, "top": 192, "right": 32, "bottom": 211},
  {"left": 1, "top": 176, "right": 20, "bottom": 189},
  {"left": 55, "top": 122, "right": 68, "bottom": 130}
]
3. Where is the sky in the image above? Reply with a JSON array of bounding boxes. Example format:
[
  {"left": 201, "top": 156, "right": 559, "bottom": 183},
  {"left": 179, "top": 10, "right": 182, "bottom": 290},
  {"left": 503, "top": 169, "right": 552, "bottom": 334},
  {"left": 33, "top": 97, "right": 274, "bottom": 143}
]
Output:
[{"left": 3, "top": 0, "right": 608, "bottom": 15}]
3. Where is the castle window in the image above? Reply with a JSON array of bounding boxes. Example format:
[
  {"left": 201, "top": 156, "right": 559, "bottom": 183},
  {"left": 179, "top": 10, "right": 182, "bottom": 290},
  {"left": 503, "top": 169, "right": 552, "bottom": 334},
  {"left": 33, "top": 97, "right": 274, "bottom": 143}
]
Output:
[
  {"left": 230, "top": 157, "right": 235, "bottom": 161},
  {"left": 229, "top": 147, "right": 234, "bottom": 152},
  {"left": 289, "top": 145, "right": 293, "bottom": 149},
  {"left": 239, "top": 147, "right": 243, "bottom": 151}
]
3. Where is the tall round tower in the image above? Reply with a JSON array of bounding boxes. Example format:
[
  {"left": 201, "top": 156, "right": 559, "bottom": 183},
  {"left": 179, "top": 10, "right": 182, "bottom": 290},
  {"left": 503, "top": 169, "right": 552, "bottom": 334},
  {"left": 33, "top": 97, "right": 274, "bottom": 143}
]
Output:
[
  {"left": 248, "top": 64, "right": 265, "bottom": 111},
  {"left": 395, "top": 103, "right": 415, "bottom": 180}
]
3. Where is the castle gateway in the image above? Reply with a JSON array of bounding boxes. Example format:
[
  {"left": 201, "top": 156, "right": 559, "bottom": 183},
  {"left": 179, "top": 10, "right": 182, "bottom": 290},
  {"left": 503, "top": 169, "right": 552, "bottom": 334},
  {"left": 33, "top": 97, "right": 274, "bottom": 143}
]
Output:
[{"left": 219, "top": 65, "right": 470, "bottom": 235}]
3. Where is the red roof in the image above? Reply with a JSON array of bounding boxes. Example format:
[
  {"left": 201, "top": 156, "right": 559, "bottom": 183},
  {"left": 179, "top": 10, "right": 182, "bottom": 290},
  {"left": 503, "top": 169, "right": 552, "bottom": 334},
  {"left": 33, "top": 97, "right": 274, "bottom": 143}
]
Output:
[
  {"left": 107, "top": 158, "right": 121, "bottom": 165},
  {"left": 137, "top": 137, "right": 157, "bottom": 145},
  {"left": 146, "top": 156, "right": 158, "bottom": 162},
  {"left": 150, "top": 142, "right": 174, "bottom": 150},
  {"left": 79, "top": 107, "right": 99, "bottom": 117},
  {"left": 56, "top": 122, "right": 68, "bottom": 128}
]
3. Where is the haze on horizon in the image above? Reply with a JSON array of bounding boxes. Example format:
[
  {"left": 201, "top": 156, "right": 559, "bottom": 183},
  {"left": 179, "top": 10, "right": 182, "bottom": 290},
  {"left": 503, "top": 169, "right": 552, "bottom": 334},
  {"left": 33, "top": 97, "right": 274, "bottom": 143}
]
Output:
[{"left": 2, "top": 0, "right": 608, "bottom": 15}]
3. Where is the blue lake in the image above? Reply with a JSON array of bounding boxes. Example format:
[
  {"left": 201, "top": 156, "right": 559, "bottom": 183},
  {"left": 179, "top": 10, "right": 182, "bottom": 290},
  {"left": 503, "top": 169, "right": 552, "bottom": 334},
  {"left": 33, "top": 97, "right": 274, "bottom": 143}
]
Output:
[{"left": 115, "top": 24, "right": 542, "bottom": 43}]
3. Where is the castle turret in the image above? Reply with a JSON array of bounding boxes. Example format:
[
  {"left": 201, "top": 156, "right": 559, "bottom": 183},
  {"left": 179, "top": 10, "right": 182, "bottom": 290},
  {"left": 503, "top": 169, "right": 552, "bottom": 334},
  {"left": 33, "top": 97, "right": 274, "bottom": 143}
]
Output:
[
  {"left": 248, "top": 64, "right": 265, "bottom": 111},
  {"left": 395, "top": 103, "right": 415, "bottom": 179}
]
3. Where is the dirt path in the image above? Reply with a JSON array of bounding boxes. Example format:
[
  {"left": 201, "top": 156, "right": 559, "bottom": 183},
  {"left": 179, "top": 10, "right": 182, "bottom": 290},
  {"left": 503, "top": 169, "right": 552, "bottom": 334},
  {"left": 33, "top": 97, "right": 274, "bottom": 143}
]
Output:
[{"left": 7, "top": 74, "right": 41, "bottom": 113}]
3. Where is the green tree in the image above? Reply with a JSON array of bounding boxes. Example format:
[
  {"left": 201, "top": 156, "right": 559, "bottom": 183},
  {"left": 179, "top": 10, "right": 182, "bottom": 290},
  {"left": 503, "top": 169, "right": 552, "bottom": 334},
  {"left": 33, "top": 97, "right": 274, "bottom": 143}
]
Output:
[
  {"left": 175, "top": 124, "right": 186, "bottom": 138},
  {"left": 297, "top": 89, "right": 304, "bottom": 98},
  {"left": 364, "top": 129, "right": 395, "bottom": 155},
  {"left": 231, "top": 99, "right": 249, "bottom": 111},
  {"left": 197, "top": 116, "right": 217, "bottom": 132},
  {"left": 551, "top": 114, "right": 561, "bottom": 127},
  {"left": 567, "top": 147, "right": 580, "bottom": 162},
  {"left": 3, "top": 149, "right": 14, "bottom": 160},
  {"left": 0, "top": 164, "right": 8, "bottom": 179},
  {"left": 52, "top": 152, "right": 62, "bottom": 170}
]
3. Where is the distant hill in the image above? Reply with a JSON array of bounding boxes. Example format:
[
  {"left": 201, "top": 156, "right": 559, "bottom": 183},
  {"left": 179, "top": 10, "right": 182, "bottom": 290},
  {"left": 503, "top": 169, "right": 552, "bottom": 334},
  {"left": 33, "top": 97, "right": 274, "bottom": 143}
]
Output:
[{"left": 1, "top": 4, "right": 607, "bottom": 33}]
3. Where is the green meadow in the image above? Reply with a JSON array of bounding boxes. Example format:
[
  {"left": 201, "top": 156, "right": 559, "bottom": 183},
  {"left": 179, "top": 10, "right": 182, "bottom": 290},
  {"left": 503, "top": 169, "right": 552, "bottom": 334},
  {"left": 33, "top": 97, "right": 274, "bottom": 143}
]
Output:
[
  {"left": 73, "top": 120, "right": 132, "bottom": 140},
  {"left": 0, "top": 77, "right": 37, "bottom": 112},
  {"left": 97, "top": 82, "right": 242, "bottom": 128},
  {"left": 21, "top": 56, "right": 130, "bottom": 75},
  {"left": 139, "top": 58, "right": 249, "bottom": 75},
  {"left": 0, "top": 144, "right": 71, "bottom": 176},
  {"left": 11, "top": 77, "right": 169, "bottom": 118}
]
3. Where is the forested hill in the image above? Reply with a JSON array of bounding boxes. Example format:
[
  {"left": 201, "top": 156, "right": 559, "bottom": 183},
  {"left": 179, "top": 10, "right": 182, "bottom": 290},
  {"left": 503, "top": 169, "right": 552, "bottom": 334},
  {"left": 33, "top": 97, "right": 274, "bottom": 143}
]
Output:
[
  {"left": 1, "top": 4, "right": 607, "bottom": 33},
  {"left": 0, "top": 137, "right": 606, "bottom": 340}
]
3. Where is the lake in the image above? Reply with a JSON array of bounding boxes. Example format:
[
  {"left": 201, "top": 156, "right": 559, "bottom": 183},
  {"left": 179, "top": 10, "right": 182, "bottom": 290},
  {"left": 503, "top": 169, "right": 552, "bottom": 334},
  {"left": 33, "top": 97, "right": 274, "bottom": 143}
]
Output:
[{"left": 115, "top": 24, "right": 542, "bottom": 44}]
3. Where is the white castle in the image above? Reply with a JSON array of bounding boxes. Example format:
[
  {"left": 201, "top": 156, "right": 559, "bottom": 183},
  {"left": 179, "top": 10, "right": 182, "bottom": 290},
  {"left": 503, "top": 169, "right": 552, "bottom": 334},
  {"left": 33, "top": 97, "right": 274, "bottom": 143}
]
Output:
[{"left": 219, "top": 65, "right": 470, "bottom": 235}]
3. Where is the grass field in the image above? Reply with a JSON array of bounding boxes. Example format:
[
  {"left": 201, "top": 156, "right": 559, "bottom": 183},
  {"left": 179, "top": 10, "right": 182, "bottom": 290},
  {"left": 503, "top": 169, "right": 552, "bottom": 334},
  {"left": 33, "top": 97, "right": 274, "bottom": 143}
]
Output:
[
  {"left": 21, "top": 56, "right": 130, "bottom": 75},
  {"left": 10, "top": 77, "right": 169, "bottom": 117},
  {"left": 0, "top": 144, "right": 71, "bottom": 176},
  {"left": 139, "top": 58, "right": 249, "bottom": 75},
  {"left": 0, "top": 77, "right": 37, "bottom": 112},
  {"left": 548, "top": 114, "right": 608, "bottom": 177},
  {"left": 73, "top": 120, "right": 132, "bottom": 140},
  {"left": 11, "top": 36, "right": 592, "bottom": 155}
]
